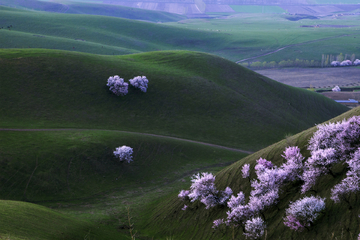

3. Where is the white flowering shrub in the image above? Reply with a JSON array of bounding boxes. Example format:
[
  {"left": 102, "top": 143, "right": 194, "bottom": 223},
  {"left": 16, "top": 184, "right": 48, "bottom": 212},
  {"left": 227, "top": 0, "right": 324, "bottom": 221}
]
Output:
[
  {"left": 302, "top": 116, "right": 360, "bottom": 194},
  {"left": 340, "top": 60, "right": 352, "bottom": 66},
  {"left": 113, "top": 145, "right": 133, "bottom": 163},
  {"left": 332, "top": 86, "right": 341, "bottom": 92},
  {"left": 331, "top": 61, "right": 340, "bottom": 67},
  {"left": 179, "top": 172, "right": 233, "bottom": 209},
  {"left": 331, "top": 149, "right": 360, "bottom": 203},
  {"left": 242, "top": 164, "right": 250, "bottom": 179},
  {"left": 283, "top": 196, "right": 325, "bottom": 231},
  {"left": 107, "top": 75, "right": 129, "bottom": 96},
  {"left": 243, "top": 217, "right": 266, "bottom": 239},
  {"left": 129, "top": 76, "right": 149, "bottom": 92}
]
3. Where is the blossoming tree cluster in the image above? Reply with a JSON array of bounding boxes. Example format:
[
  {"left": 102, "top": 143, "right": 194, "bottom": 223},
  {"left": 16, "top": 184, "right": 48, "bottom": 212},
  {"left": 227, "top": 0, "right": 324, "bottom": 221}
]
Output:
[
  {"left": 106, "top": 75, "right": 149, "bottom": 96},
  {"left": 178, "top": 172, "right": 233, "bottom": 210},
  {"left": 113, "top": 145, "right": 133, "bottom": 163},
  {"left": 331, "top": 59, "right": 360, "bottom": 67},
  {"left": 178, "top": 115, "right": 360, "bottom": 239}
]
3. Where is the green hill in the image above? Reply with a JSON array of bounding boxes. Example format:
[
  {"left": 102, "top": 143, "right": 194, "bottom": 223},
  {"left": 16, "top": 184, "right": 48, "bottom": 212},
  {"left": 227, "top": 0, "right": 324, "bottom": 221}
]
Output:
[
  {"left": 0, "top": 0, "right": 186, "bottom": 22},
  {"left": 0, "top": 6, "right": 226, "bottom": 56},
  {"left": 0, "top": 129, "right": 247, "bottom": 202},
  {"left": 144, "top": 107, "right": 360, "bottom": 240},
  {"left": 0, "top": 49, "right": 348, "bottom": 151},
  {"left": 0, "top": 200, "right": 126, "bottom": 239}
]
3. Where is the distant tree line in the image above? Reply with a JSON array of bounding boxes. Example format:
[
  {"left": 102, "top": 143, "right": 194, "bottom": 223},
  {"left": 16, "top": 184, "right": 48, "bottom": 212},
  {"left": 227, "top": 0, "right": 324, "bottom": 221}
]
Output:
[
  {"left": 242, "top": 53, "right": 359, "bottom": 69},
  {"left": 241, "top": 59, "right": 321, "bottom": 69},
  {"left": 322, "top": 53, "right": 359, "bottom": 67}
]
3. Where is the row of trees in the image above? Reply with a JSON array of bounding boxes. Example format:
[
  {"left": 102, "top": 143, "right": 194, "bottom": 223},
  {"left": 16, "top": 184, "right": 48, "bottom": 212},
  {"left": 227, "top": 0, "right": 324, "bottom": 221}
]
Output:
[
  {"left": 241, "top": 53, "right": 359, "bottom": 69},
  {"left": 322, "top": 53, "right": 358, "bottom": 67},
  {"left": 331, "top": 59, "right": 360, "bottom": 67},
  {"left": 179, "top": 116, "right": 360, "bottom": 239},
  {"left": 242, "top": 59, "right": 321, "bottom": 69},
  {"left": 106, "top": 75, "right": 149, "bottom": 96}
]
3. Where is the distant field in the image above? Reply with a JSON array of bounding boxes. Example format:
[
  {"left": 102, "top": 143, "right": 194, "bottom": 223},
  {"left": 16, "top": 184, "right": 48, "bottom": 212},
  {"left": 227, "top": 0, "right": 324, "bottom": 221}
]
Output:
[
  {"left": 169, "top": 14, "right": 360, "bottom": 62},
  {"left": 1, "top": 6, "right": 360, "bottom": 62},
  {"left": 314, "top": 0, "right": 360, "bottom": 4},
  {"left": 230, "top": 5, "right": 285, "bottom": 13},
  {"left": 256, "top": 67, "right": 360, "bottom": 88},
  {"left": 0, "top": 0, "right": 186, "bottom": 22}
]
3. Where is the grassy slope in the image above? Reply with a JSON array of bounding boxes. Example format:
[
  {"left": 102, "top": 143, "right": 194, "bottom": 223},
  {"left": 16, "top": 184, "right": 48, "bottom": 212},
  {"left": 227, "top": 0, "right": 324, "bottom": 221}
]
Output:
[
  {"left": 0, "top": 129, "right": 247, "bottom": 239},
  {"left": 167, "top": 14, "right": 360, "bottom": 62},
  {"left": 1, "top": 6, "right": 360, "bottom": 62},
  {"left": 0, "top": 49, "right": 348, "bottom": 150},
  {"left": 0, "top": 200, "right": 126, "bottom": 240},
  {"left": 144, "top": 107, "right": 360, "bottom": 240},
  {"left": 0, "top": 0, "right": 186, "bottom": 22},
  {"left": 0, "top": 129, "right": 247, "bottom": 202},
  {"left": 0, "top": 6, "right": 228, "bottom": 56}
]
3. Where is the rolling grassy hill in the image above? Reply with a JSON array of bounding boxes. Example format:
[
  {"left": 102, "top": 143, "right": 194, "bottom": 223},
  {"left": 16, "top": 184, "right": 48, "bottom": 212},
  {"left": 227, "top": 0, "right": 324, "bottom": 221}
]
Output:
[
  {"left": 0, "top": 6, "right": 227, "bottom": 55},
  {"left": 0, "top": 0, "right": 186, "bottom": 22},
  {"left": 0, "top": 48, "right": 351, "bottom": 239},
  {"left": 143, "top": 106, "right": 360, "bottom": 240},
  {"left": 0, "top": 200, "right": 127, "bottom": 240},
  {"left": 0, "top": 129, "right": 247, "bottom": 202},
  {"left": 0, "top": 48, "right": 348, "bottom": 151},
  {"left": 1, "top": 6, "right": 360, "bottom": 63},
  {"left": 0, "top": 129, "right": 247, "bottom": 239}
]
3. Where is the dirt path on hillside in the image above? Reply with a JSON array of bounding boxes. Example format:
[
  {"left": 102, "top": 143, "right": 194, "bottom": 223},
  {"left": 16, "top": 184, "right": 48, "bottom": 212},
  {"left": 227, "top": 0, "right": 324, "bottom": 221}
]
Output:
[
  {"left": 0, "top": 128, "right": 254, "bottom": 154},
  {"left": 236, "top": 34, "right": 355, "bottom": 63}
]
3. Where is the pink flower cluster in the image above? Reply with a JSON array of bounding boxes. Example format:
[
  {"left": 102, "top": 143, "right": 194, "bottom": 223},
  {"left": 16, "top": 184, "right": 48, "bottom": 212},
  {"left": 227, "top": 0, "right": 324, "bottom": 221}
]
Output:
[
  {"left": 331, "top": 149, "right": 360, "bottom": 203},
  {"left": 107, "top": 75, "right": 149, "bottom": 96},
  {"left": 178, "top": 172, "right": 233, "bottom": 209},
  {"left": 302, "top": 116, "right": 360, "bottom": 196},
  {"left": 181, "top": 116, "right": 360, "bottom": 237},
  {"left": 216, "top": 146, "right": 304, "bottom": 238}
]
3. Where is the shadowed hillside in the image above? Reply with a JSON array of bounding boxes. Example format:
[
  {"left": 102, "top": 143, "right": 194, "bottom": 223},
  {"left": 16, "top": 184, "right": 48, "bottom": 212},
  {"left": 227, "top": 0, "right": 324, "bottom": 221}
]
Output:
[{"left": 0, "top": 200, "right": 127, "bottom": 239}]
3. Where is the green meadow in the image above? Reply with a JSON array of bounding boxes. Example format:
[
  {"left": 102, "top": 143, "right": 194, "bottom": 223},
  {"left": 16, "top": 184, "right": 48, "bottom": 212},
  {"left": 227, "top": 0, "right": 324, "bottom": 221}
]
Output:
[
  {"left": 1, "top": 6, "right": 360, "bottom": 62},
  {"left": 0, "top": 49, "right": 347, "bottom": 150}
]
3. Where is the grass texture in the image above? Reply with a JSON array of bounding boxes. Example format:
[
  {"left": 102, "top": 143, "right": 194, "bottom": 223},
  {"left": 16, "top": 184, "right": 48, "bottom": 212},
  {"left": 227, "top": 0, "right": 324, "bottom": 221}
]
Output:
[{"left": 0, "top": 200, "right": 126, "bottom": 239}]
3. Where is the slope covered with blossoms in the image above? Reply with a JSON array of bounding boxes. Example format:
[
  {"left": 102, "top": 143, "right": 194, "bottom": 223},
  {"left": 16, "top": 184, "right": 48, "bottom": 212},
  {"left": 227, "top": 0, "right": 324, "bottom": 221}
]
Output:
[{"left": 145, "top": 107, "right": 360, "bottom": 240}]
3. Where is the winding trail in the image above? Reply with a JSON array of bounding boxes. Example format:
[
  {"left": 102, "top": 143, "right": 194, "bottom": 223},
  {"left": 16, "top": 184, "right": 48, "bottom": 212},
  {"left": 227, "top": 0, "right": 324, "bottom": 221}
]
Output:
[
  {"left": 0, "top": 128, "right": 254, "bottom": 154},
  {"left": 236, "top": 34, "right": 354, "bottom": 63}
]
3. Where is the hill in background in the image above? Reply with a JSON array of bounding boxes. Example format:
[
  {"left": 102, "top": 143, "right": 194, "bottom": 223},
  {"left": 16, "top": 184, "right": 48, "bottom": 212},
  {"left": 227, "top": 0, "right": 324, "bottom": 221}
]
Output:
[{"left": 0, "top": 0, "right": 186, "bottom": 22}]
